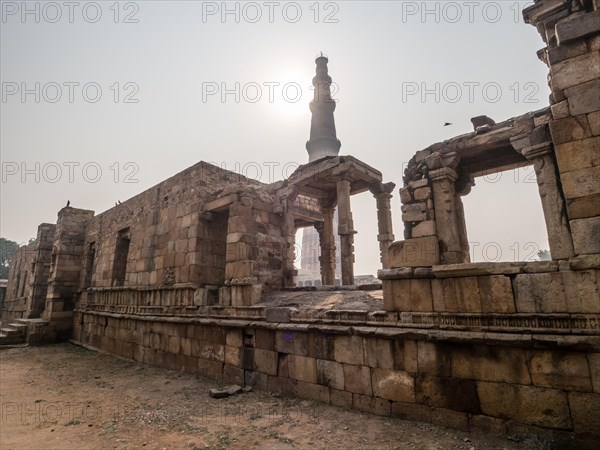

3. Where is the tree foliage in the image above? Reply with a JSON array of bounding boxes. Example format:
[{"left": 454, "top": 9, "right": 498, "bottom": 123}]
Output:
[{"left": 0, "top": 238, "right": 20, "bottom": 279}]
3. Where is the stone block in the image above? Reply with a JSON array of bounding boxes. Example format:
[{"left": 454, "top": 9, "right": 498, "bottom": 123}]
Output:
[
  {"left": 413, "top": 187, "right": 432, "bottom": 201},
  {"left": 412, "top": 221, "right": 436, "bottom": 238},
  {"left": 441, "top": 277, "right": 482, "bottom": 313},
  {"left": 589, "top": 110, "right": 600, "bottom": 136},
  {"left": 267, "top": 376, "right": 297, "bottom": 397},
  {"left": 567, "top": 194, "right": 600, "bottom": 220},
  {"left": 334, "top": 335, "right": 364, "bottom": 365},
  {"left": 307, "top": 332, "right": 334, "bottom": 360},
  {"left": 547, "top": 40, "right": 588, "bottom": 64},
  {"left": 364, "top": 338, "right": 394, "bottom": 369},
  {"left": 514, "top": 272, "right": 567, "bottom": 313},
  {"left": 556, "top": 9, "right": 600, "bottom": 45},
  {"left": 549, "top": 116, "right": 593, "bottom": 145},
  {"left": 568, "top": 392, "right": 600, "bottom": 435},
  {"left": 343, "top": 364, "right": 372, "bottom": 396},
  {"left": 197, "top": 359, "right": 223, "bottom": 382},
  {"left": 255, "top": 329, "right": 275, "bottom": 351},
  {"left": 561, "top": 167, "right": 600, "bottom": 200},
  {"left": 399, "top": 187, "right": 412, "bottom": 203},
  {"left": 478, "top": 275, "right": 516, "bottom": 313},
  {"left": 555, "top": 136, "right": 600, "bottom": 173},
  {"left": 371, "top": 368, "right": 415, "bottom": 403},
  {"left": 551, "top": 100, "right": 570, "bottom": 119},
  {"left": 253, "top": 349, "right": 278, "bottom": 376},
  {"left": 316, "top": 359, "right": 345, "bottom": 390},
  {"left": 551, "top": 51, "right": 599, "bottom": 91},
  {"left": 571, "top": 217, "right": 600, "bottom": 255},
  {"left": 225, "top": 329, "right": 243, "bottom": 347},
  {"left": 528, "top": 350, "right": 592, "bottom": 391},
  {"left": 275, "top": 330, "right": 308, "bottom": 355},
  {"left": 245, "top": 370, "right": 268, "bottom": 391},
  {"left": 566, "top": 79, "right": 600, "bottom": 116},
  {"left": 352, "top": 394, "right": 391, "bottom": 417},
  {"left": 330, "top": 388, "right": 353, "bottom": 408},
  {"left": 452, "top": 345, "right": 531, "bottom": 384},
  {"left": 415, "top": 376, "right": 480, "bottom": 413},
  {"left": 288, "top": 355, "right": 317, "bottom": 383},
  {"left": 417, "top": 341, "right": 451, "bottom": 376},
  {"left": 401, "top": 202, "right": 428, "bottom": 222},
  {"left": 297, "top": 381, "right": 330, "bottom": 403},
  {"left": 588, "top": 353, "right": 600, "bottom": 393},
  {"left": 409, "top": 279, "right": 433, "bottom": 312},
  {"left": 477, "top": 382, "right": 571, "bottom": 429},
  {"left": 224, "top": 345, "right": 241, "bottom": 367},
  {"left": 388, "top": 237, "right": 439, "bottom": 268},
  {"left": 225, "top": 260, "right": 255, "bottom": 279},
  {"left": 562, "top": 270, "right": 600, "bottom": 313}
]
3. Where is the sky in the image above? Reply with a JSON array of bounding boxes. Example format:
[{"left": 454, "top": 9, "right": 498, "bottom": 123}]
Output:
[{"left": 1, "top": 1, "right": 551, "bottom": 274}]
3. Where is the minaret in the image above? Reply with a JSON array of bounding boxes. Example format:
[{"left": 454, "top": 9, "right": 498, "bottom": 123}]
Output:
[
  {"left": 300, "top": 54, "right": 342, "bottom": 286},
  {"left": 306, "top": 54, "right": 341, "bottom": 162}
]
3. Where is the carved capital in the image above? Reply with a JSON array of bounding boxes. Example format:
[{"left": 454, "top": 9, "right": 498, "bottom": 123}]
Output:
[
  {"left": 429, "top": 167, "right": 458, "bottom": 183},
  {"left": 521, "top": 142, "right": 553, "bottom": 160}
]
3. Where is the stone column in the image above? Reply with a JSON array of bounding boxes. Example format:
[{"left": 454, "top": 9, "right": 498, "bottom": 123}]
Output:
[
  {"left": 336, "top": 179, "right": 355, "bottom": 285},
  {"left": 317, "top": 205, "right": 336, "bottom": 285},
  {"left": 429, "top": 166, "right": 466, "bottom": 264},
  {"left": 370, "top": 182, "right": 396, "bottom": 269},
  {"left": 522, "top": 143, "right": 575, "bottom": 260},
  {"left": 281, "top": 191, "right": 299, "bottom": 287}
]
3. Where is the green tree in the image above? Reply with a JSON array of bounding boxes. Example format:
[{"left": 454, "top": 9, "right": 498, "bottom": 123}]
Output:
[
  {"left": 0, "top": 238, "right": 20, "bottom": 279},
  {"left": 537, "top": 249, "right": 551, "bottom": 261}
]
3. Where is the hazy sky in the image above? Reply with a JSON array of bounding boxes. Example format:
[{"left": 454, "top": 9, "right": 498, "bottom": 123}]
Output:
[{"left": 1, "top": 1, "right": 550, "bottom": 274}]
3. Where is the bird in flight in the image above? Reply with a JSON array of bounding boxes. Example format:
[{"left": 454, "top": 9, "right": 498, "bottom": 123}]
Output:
[{"left": 444, "top": 122, "right": 453, "bottom": 126}]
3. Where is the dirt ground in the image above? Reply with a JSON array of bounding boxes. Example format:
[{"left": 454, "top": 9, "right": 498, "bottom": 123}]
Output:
[{"left": 0, "top": 343, "right": 536, "bottom": 450}]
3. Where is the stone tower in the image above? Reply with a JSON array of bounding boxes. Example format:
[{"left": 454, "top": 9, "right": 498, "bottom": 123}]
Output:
[
  {"left": 305, "top": 54, "right": 342, "bottom": 161},
  {"left": 300, "top": 54, "right": 342, "bottom": 285}
]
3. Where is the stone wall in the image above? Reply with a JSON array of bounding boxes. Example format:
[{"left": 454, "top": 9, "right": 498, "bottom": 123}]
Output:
[
  {"left": 72, "top": 311, "right": 599, "bottom": 447},
  {"left": 2, "top": 242, "right": 36, "bottom": 322},
  {"left": 524, "top": 0, "right": 600, "bottom": 256}
]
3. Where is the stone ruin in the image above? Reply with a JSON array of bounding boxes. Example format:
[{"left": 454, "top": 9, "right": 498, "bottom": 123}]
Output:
[{"left": 1, "top": 1, "right": 599, "bottom": 447}]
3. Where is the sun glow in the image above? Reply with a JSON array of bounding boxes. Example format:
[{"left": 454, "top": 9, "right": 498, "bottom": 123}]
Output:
[{"left": 269, "top": 69, "right": 311, "bottom": 119}]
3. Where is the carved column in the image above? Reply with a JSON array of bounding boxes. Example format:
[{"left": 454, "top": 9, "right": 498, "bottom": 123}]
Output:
[
  {"left": 522, "top": 143, "right": 575, "bottom": 259},
  {"left": 370, "top": 182, "right": 396, "bottom": 269},
  {"left": 430, "top": 165, "right": 466, "bottom": 264},
  {"left": 317, "top": 205, "right": 336, "bottom": 285},
  {"left": 336, "top": 179, "right": 355, "bottom": 285}
]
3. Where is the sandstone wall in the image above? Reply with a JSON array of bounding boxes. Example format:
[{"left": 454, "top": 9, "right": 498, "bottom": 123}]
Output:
[{"left": 72, "top": 311, "right": 599, "bottom": 448}]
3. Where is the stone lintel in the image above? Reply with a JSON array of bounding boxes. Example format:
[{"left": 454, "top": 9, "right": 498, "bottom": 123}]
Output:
[{"left": 204, "top": 194, "right": 239, "bottom": 212}]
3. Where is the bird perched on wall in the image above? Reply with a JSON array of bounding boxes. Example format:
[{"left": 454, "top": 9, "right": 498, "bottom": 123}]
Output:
[{"left": 66, "top": 200, "right": 70, "bottom": 207}]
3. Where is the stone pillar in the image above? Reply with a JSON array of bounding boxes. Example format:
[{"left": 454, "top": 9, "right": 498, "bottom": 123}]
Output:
[
  {"left": 370, "top": 182, "right": 396, "bottom": 269},
  {"left": 317, "top": 205, "right": 336, "bottom": 285},
  {"left": 523, "top": 143, "right": 575, "bottom": 259},
  {"left": 430, "top": 166, "right": 466, "bottom": 264},
  {"left": 281, "top": 192, "right": 298, "bottom": 288},
  {"left": 336, "top": 179, "right": 355, "bottom": 285},
  {"left": 44, "top": 207, "right": 94, "bottom": 341}
]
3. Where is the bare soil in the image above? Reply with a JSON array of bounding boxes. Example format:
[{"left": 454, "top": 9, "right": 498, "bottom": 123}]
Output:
[{"left": 1, "top": 343, "right": 535, "bottom": 450}]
